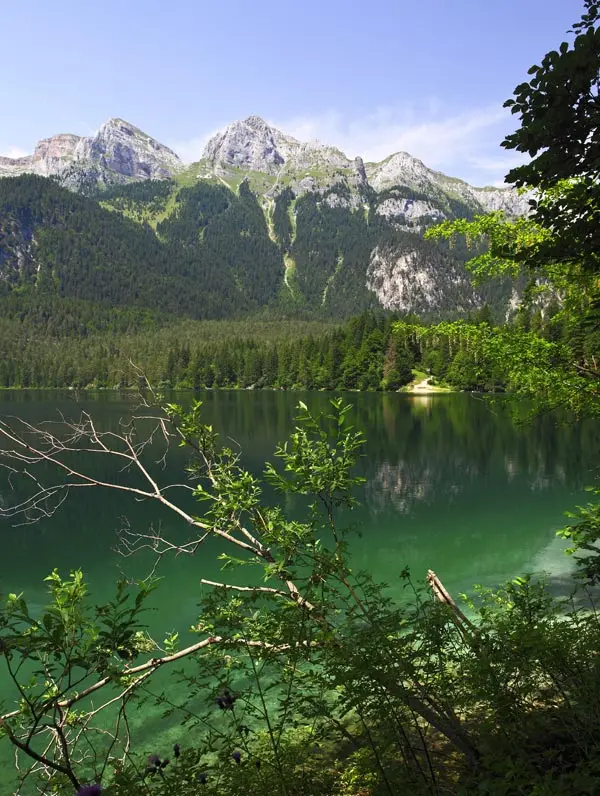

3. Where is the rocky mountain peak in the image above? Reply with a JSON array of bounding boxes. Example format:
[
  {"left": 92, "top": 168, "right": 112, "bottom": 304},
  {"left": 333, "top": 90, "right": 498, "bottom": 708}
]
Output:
[
  {"left": 242, "top": 115, "right": 280, "bottom": 134},
  {"left": 29, "top": 134, "right": 82, "bottom": 177},
  {"left": 101, "top": 117, "right": 136, "bottom": 131},
  {"left": 202, "top": 116, "right": 298, "bottom": 174},
  {"left": 76, "top": 118, "right": 183, "bottom": 184},
  {"left": 201, "top": 116, "right": 357, "bottom": 178},
  {"left": 367, "top": 151, "right": 436, "bottom": 191},
  {"left": 0, "top": 118, "right": 183, "bottom": 188},
  {"left": 33, "top": 133, "right": 81, "bottom": 159},
  {"left": 365, "top": 150, "right": 528, "bottom": 216}
]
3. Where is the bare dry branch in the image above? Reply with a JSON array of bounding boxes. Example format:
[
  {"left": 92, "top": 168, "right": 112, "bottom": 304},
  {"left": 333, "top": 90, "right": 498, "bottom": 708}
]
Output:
[
  {"left": 0, "top": 633, "right": 315, "bottom": 724},
  {"left": 0, "top": 410, "right": 318, "bottom": 614},
  {"left": 199, "top": 579, "right": 291, "bottom": 599},
  {"left": 0, "top": 716, "right": 81, "bottom": 791}
]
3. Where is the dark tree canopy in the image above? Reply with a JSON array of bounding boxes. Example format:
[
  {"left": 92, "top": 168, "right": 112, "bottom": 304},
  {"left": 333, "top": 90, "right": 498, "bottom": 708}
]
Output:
[
  {"left": 503, "top": 1, "right": 600, "bottom": 277},
  {"left": 503, "top": 0, "right": 600, "bottom": 187}
]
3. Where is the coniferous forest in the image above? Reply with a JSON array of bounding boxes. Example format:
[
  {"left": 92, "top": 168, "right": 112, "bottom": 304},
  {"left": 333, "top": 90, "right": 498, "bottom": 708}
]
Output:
[{"left": 0, "top": 290, "right": 595, "bottom": 399}]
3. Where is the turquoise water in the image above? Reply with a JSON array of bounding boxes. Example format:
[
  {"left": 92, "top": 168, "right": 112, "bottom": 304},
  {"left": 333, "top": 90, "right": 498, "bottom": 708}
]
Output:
[
  {"left": 0, "top": 391, "right": 598, "bottom": 791},
  {"left": 1, "top": 389, "right": 598, "bottom": 623}
]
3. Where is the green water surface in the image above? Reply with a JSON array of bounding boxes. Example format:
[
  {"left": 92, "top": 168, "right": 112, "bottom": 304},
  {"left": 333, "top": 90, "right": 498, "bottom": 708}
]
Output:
[{"left": 0, "top": 391, "right": 598, "bottom": 791}]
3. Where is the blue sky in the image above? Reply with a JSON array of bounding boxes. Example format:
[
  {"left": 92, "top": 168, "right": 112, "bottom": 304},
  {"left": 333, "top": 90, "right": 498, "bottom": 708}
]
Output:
[{"left": 1, "top": 0, "right": 582, "bottom": 186}]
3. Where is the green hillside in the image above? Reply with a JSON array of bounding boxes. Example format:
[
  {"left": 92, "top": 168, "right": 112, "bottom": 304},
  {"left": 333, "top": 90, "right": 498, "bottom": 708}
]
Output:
[
  {"left": 0, "top": 176, "right": 282, "bottom": 319},
  {"left": 0, "top": 171, "right": 520, "bottom": 325}
]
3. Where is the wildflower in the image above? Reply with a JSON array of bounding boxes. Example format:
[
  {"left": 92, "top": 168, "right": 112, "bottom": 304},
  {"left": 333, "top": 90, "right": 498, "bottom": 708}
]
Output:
[
  {"left": 255, "top": 759, "right": 261, "bottom": 770},
  {"left": 173, "top": 743, "right": 181, "bottom": 758},
  {"left": 232, "top": 750, "right": 242, "bottom": 764},
  {"left": 144, "top": 754, "right": 163, "bottom": 776},
  {"left": 76, "top": 786, "right": 102, "bottom": 796},
  {"left": 215, "top": 689, "right": 237, "bottom": 710},
  {"left": 161, "top": 758, "right": 170, "bottom": 768},
  {"left": 197, "top": 772, "right": 208, "bottom": 784}
]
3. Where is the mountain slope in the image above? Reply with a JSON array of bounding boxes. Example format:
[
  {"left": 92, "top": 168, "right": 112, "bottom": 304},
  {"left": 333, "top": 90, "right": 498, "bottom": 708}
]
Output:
[
  {"left": 0, "top": 115, "right": 528, "bottom": 319},
  {"left": 0, "top": 175, "right": 281, "bottom": 318}
]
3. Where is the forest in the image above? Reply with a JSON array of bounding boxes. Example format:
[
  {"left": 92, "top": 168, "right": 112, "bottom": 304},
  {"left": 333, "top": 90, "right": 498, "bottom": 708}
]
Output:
[
  {"left": 0, "top": 294, "right": 595, "bottom": 405},
  {"left": 0, "top": 2, "right": 598, "bottom": 795}
]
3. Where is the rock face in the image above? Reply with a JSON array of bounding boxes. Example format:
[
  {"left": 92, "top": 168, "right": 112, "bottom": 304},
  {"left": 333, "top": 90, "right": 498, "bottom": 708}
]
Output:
[
  {"left": 203, "top": 116, "right": 289, "bottom": 174},
  {"left": 366, "top": 247, "right": 477, "bottom": 315},
  {"left": 0, "top": 119, "right": 183, "bottom": 190},
  {"left": 199, "top": 117, "right": 527, "bottom": 219},
  {"left": 375, "top": 197, "right": 445, "bottom": 229},
  {"left": 31, "top": 134, "right": 82, "bottom": 177},
  {"left": 202, "top": 115, "right": 353, "bottom": 176},
  {"left": 353, "top": 156, "right": 368, "bottom": 188},
  {"left": 76, "top": 119, "right": 183, "bottom": 183}
]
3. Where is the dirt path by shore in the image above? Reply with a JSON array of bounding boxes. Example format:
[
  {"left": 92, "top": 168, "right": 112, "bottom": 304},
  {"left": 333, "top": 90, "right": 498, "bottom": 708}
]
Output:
[{"left": 405, "top": 377, "right": 454, "bottom": 394}]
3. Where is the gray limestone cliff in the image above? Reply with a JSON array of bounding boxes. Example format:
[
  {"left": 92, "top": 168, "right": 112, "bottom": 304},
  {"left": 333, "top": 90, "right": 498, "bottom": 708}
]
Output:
[{"left": 0, "top": 119, "right": 183, "bottom": 190}]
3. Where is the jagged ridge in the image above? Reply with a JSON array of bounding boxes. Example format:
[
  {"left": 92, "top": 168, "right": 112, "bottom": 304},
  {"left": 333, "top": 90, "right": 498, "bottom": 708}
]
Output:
[
  {"left": 197, "top": 116, "right": 528, "bottom": 217},
  {"left": 0, "top": 119, "right": 183, "bottom": 191}
]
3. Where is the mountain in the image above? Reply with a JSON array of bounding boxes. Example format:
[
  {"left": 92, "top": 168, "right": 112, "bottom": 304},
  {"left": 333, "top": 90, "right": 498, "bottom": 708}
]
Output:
[
  {"left": 0, "top": 115, "right": 528, "bottom": 319},
  {"left": 0, "top": 119, "right": 183, "bottom": 192},
  {"left": 185, "top": 116, "right": 527, "bottom": 316},
  {"left": 197, "top": 115, "right": 527, "bottom": 217},
  {"left": 202, "top": 115, "right": 355, "bottom": 176}
]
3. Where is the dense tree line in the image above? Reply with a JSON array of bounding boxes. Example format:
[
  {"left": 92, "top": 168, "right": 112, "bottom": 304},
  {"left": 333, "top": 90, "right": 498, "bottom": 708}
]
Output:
[
  {"left": 0, "top": 295, "right": 576, "bottom": 393},
  {"left": 0, "top": 307, "right": 402, "bottom": 390}
]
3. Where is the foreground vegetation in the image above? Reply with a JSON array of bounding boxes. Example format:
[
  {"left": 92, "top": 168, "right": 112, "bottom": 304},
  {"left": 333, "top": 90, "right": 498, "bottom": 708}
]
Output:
[
  {"left": 0, "top": 3, "right": 598, "bottom": 794},
  {"left": 0, "top": 394, "right": 597, "bottom": 796}
]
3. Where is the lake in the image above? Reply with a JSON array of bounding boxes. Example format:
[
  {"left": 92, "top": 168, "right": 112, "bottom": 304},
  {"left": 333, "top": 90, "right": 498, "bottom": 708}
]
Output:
[{"left": 0, "top": 390, "right": 598, "bottom": 791}]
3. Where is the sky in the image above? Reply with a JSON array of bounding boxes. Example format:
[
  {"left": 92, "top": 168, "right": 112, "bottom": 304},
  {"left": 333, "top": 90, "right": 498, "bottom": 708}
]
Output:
[{"left": 1, "top": 0, "right": 583, "bottom": 186}]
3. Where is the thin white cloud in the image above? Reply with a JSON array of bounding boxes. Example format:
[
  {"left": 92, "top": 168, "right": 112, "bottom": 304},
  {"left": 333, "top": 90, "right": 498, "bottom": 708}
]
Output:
[
  {"left": 167, "top": 131, "right": 216, "bottom": 164},
  {"left": 274, "top": 104, "right": 522, "bottom": 186},
  {"left": 0, "top": 145, "right": 28, "bottom": 159},
  {"left": 468, "top": 153, "right": 529, "bottom": 174}
]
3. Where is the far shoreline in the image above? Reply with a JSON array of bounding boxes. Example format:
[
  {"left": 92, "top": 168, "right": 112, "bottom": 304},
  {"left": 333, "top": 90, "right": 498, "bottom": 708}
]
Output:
[{"left": 0, "top": 383, "right": 460, "bottom": 395}]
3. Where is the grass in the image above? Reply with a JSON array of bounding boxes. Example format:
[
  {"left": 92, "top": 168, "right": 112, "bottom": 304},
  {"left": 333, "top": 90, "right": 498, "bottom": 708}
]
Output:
[{"left": 100, "top": 188, "right": 180, "bottom": 231}]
